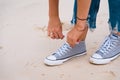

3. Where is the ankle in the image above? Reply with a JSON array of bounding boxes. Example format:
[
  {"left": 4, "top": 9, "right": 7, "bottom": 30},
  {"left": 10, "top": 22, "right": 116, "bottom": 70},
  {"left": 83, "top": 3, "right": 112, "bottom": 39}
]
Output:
[
  {"left": 116, "top": 32, "right": 120, "bottom": 36},
  {"left": 75, "top": 22, "right": 88, "bottom": 31},
  {"left": 112, "top": 31, "right": 120, "bottom": 36},
  {"left": 74, "top": 24, "right": 88, "bottom": 41},
  {"left": 49, "top": 17, "right": 61, "bottom": 25}
]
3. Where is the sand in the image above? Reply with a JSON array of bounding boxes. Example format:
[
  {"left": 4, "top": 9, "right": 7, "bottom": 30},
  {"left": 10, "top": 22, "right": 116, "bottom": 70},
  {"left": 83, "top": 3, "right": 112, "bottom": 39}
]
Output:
[{"left": 0, "top": 0, "right": 120, "bottom": 80}]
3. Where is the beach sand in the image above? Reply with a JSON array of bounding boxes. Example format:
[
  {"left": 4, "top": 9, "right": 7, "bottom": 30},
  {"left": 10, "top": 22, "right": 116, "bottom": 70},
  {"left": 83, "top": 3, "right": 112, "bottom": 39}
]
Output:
[{"left": 0, "top": 0, "right": 120, "bottom": 80}]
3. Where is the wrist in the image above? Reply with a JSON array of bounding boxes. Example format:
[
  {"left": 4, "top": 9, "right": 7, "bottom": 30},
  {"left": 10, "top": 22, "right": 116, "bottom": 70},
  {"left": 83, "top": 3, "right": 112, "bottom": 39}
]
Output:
[
  {"left": 76, "top": 16, "right": 87, "bottom": 21},
  {"left": 75, "top": 16, "right": 88, "bottom": 31},
  {"left": 49, "top": 15, "right": 59, "bottom": 19},
  {"left": 75, "top": 22, "right": 87, "bottom": 31},
  {"left": 112, "top": 31, "right": 120, "bottom": 36},
  {"left": 49, "top": 16, "right": 60, "bottom": 22},
  {"left": 49, "top": 16, "right": 61, "bottom": 22}
]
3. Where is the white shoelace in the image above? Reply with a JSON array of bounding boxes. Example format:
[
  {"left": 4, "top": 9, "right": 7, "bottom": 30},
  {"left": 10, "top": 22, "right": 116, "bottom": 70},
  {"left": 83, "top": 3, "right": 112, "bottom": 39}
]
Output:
[
  {"left": 55, "top": 42, "right": 72, "bottom": 56},
  {"left": 98, "top": 35, "right": 118, "bottom": 54}
]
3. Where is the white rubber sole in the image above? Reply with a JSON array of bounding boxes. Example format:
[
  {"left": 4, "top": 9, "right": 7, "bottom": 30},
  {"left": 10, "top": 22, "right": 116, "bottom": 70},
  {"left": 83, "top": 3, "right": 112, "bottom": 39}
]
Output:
[
  {"left": 89, "top": 53, "right": 120, "bottom": 65},
  {"left": 44, "top": 52, "right": 86, "bottom": 66}
]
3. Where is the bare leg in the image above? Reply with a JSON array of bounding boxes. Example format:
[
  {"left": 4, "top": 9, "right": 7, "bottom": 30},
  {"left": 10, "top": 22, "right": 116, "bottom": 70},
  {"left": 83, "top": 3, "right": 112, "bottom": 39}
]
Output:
[{"left": 114, "top": 32, "right": 120, "bottom": 36}]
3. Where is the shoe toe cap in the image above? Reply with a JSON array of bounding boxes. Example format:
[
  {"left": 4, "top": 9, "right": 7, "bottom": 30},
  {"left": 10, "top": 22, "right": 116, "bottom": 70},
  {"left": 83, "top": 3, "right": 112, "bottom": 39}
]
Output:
[
  {"left": 92, "top": 54, "right": 102, "bottom": 59},
  {"left": 46, "top": 55, "right": 56, "bottom": 60}
]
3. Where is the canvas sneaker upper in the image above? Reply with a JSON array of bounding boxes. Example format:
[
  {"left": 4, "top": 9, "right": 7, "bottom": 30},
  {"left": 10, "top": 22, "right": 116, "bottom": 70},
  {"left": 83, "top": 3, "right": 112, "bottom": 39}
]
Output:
[
  {"left": 90, "top": 33, "right": 120, "bottom": 64},
  {"left": 44, "top": 41, "right": 86, "bottom": 65}
]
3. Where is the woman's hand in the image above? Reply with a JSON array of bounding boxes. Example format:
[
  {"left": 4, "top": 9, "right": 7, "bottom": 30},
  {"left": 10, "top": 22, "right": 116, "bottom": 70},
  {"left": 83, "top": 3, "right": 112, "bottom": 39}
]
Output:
[
  {"left": 67, "top": 22, "right": 88, "bottom": 47},
  {"left": 47, "top": 17, "right": 64, "bottom": 39}
]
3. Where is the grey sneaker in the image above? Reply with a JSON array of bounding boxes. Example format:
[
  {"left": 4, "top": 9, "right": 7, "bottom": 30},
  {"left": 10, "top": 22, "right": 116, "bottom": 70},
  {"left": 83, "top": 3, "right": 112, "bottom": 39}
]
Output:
[
  {"left": 44, "top": 41, "right": 86, "bottom": 65},
  {"left": 90, "top": 33, "right": 120, "bottom": 64}
]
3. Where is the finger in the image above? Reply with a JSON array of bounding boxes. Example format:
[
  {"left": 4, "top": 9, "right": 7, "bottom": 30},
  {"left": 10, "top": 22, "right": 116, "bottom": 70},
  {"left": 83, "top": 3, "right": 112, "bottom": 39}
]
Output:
[
  {"left": 71, "top": 41, "right": 76, "bottom": 47},
  {"left": 76, "top": 37, "right": 82, "bottom": 43},
  {"left": 67, "top": 37, "right": 74, "bottom": 47},
  {"left": 70, "top": 41, "right": 74, "bottom": 47},
  {"left": 58, "top": 31, "right": 64, "bottom": 39},
  {"left": 50, "top": 33, "right": 55, "bottom": 39},
  {"left": 71, "top": 38, "right": 79, "bottom": 47},
  {"left": 48, "top": 31, "right": 50, "bottom": 36},
  {"left": 47, "top": 29, "right": 51, "bottom": 36},
  {"left": 53, "top": 32, "right": 59, "bottom": 39}
]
